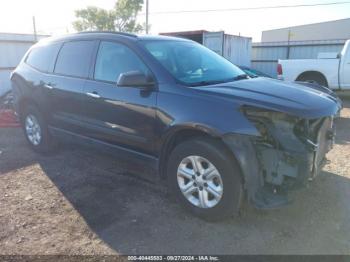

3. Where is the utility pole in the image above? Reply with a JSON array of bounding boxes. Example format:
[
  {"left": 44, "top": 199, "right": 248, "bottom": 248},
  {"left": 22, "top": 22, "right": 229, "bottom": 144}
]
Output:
[
  {"left": 146, "top": 0, "right": 149, "bottom": 34},
  {"left": 286, "top": 29, "right": 291, "bottom": 59},
  {"left": 32, "top": 16, "right": 37, "bottom": 42}
]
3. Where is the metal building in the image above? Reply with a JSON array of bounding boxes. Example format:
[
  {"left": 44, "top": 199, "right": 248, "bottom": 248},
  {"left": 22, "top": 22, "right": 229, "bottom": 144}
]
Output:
[
  {"left": 261, "top": 18, "right": 350, "bottom": 42},
  {"left": 0, "top": 33, "right": 48, "bottom": 96},
  {"left": 251, "top": 18, "right": 350, "bottom": 77},
  {"left": 160, "top": 30, "right": 252, "bottom": 67}
]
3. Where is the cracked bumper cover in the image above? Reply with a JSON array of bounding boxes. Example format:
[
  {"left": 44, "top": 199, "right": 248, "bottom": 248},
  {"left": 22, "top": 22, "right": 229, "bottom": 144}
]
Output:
[{"left": 222, "top": 116, "right": 335, "bottom": 209}]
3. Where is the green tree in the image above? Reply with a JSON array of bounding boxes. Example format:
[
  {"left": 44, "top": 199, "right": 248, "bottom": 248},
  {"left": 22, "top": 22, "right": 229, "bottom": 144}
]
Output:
[
  {"left": 73, "top": 0, "right": 145, "bottom": 33},
  {"left": 114, "top": 0, "right": 144, "bottom": 33},
  {"left": 73, "top": 6, "right": 115, "bottom": 31}
]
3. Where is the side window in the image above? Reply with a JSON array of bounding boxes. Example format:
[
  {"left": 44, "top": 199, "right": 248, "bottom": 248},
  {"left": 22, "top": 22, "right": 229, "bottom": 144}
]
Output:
[
  {"left": 145, "top": 43, "right": 176, "bottom": 74},
  {"left": 26, "top": 43, "right": 61, "bottom": 72},
  {"left": 94, "top": 41, "right": 149, "bottom": 83},
  {"left": 54, "top": 41, "right": 94, "bottom": 78}
]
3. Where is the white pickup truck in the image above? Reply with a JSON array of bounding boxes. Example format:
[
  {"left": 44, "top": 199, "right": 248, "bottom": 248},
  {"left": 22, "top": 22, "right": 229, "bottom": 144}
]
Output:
[{"left": 277, "top": 39, "right": 350, "bottom": 90}]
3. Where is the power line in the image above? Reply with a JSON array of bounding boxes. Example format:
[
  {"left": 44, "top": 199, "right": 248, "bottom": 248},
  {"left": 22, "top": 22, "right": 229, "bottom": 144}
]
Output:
[{"left": 139, "top": 1, "right": 350, "bottom": 15}]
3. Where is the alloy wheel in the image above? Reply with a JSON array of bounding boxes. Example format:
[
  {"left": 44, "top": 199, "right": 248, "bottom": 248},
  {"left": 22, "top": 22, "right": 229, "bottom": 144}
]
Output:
[
  {"left": 25, "top": 114, "right": 42, "bottom": 146},
  {"left": 177, "top": 155, "right": 223, "bottom": 208}
]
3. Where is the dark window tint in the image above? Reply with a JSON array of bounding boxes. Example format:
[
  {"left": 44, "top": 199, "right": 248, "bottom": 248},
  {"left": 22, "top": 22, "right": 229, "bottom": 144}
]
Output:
[
  {"left": 54, "top": 41, "right": 94, "bottom": 78},
  {"left": 94, "top": 41, "right": 148, "bottom": 83},
  {"left": 26, "top": 43, "right": 61, "bottom": 72}
]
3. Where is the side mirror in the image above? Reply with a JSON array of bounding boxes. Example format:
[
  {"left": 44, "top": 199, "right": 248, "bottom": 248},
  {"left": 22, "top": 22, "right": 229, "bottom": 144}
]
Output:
[{"left": 117, "top": 71, "right": 154, "bottom": 89}]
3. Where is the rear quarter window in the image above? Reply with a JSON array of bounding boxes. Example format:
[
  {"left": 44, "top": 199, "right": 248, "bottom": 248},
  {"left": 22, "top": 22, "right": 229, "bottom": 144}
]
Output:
[
  {"left": 54, "top": 40, "right": 95, "bottom": 78},
  {"left": 25, "top": 43, "right": 61, "bottom": 72}
]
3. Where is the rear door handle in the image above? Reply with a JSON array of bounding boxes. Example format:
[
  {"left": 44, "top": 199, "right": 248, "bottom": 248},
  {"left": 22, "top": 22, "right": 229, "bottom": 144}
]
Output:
[{"left": 86, "top": 92, "right": 100, "bottom": 99}]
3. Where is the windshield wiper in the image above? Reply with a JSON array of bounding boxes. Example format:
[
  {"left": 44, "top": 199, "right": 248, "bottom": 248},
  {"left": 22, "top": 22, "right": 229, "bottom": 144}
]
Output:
[
  {"left": 188, "top": 74, "right": 249, "bottom": 87},
  {"left": 232, "top": 74, "right": 249, "bottom": 81},
  {"left": 189, "top": 80, "right": 223, "bottom": 87}
]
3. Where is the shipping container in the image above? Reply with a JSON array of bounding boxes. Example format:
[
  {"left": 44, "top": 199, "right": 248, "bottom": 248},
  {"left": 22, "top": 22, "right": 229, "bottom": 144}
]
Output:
[{"left": 160, "top": 30, "right": 252, "bottom": 67}]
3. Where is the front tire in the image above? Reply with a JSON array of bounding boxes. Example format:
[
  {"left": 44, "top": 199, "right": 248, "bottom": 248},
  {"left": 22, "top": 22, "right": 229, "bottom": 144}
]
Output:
[
  {"left": 21, "top": 105, "right": 56, "bottom": 153},
  {"left": 167, "top": 137, "right": 243, "bottom": 221}
]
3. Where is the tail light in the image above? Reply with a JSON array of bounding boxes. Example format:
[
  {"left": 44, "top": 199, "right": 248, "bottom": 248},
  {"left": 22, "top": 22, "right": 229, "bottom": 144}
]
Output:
[{"left": 277, "top": 64, "right": 283, "bottom": 75}]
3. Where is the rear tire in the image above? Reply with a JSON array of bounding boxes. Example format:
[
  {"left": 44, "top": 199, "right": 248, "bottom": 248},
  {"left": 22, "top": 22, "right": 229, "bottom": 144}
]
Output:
[
  {"left": 21, "top": 105, "right": 56, "bottom": 153},
  {"left": 297, "top": 72, "right": 328, "bottom": 87},
  {"left": 167, "top": 137, "right": 243, "bottom": 221}
]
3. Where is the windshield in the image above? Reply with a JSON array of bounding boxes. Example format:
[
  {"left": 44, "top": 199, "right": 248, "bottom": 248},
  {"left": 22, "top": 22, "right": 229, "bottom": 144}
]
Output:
[{"left": 141, "top": 40, "right": 246, "bottom": 86}]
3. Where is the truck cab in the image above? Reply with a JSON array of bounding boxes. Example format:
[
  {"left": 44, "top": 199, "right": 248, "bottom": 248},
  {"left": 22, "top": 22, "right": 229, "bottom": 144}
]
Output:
[{"left": 339, "top": 40, "right": 350, "bottom": 89}]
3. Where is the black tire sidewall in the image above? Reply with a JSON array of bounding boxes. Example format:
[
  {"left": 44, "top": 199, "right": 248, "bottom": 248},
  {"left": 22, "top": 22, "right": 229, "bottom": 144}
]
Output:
[
  {"left": 21, "top": 105, "right": 53, "bottom": 153},
  {"left": 167, "top": 138, "right": 243, "bottom": 221},
  {"left": 299, "top": 74, "right": 327, "bottom": 87}
]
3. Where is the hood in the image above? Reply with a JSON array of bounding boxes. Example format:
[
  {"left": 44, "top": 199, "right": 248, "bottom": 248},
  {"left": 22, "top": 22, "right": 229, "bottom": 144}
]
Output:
[
  {"left": 195, "top": 78, "right": 341, "bottom": 119},
  {"left": 295, "top": 81, "right": 343, "bottom": 108}
]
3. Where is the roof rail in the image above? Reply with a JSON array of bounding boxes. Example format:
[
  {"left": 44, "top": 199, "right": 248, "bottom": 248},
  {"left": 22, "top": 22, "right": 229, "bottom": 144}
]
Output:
[{"left": 77, "top": 31, "right": 137, "bottom": 38}]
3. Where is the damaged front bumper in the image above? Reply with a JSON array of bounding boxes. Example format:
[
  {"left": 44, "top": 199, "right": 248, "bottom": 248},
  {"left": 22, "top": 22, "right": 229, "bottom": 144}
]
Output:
[
  {"left": 256, "top": 116, "right": 334, "bottom": 188},
  {"left": 223, "top": 109, "right": 336, "bottom": 209}
]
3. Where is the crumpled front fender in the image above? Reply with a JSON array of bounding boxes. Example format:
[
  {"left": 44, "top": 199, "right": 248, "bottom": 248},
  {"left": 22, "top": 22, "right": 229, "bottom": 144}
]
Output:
[{"left": 222, "top": 134, "right": 263, "bottom": 203}]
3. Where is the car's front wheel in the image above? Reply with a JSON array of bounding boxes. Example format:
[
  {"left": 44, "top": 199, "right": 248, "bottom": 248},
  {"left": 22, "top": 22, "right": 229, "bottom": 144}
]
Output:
[{"left": 167, "top": 137, "right": 243, "bottom": 221}]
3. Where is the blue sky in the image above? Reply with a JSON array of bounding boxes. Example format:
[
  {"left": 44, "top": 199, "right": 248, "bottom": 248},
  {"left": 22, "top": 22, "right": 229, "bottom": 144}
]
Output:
[{"left": 0, "top": 0, "right": 349, "bottom": 41}]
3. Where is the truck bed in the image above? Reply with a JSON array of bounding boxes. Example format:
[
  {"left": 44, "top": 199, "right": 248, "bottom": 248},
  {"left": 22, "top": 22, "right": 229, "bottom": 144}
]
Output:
[{"left": 278, "top": 58, "right": 340, "bottom": 89}]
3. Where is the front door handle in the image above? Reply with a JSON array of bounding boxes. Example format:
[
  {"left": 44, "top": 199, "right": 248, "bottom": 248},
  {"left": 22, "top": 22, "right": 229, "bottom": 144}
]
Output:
[
  {"left": 86, "top": 92, "right": 100, "bottom": 99},
  {"left": 43, "top": 84, "right": 54, "bottom": 90}
]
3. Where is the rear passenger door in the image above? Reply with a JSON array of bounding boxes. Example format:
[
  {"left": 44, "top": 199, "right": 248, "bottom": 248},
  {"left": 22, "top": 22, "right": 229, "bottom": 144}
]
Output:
[
  {"left": 48, "top": 40, "right": 96, "bottom": 133},
  {"left": 21, "top": 42, "right": 61, "bottom": 118},
  {"left": 82, "top": 41, "right": 157, "bottom": 154}
]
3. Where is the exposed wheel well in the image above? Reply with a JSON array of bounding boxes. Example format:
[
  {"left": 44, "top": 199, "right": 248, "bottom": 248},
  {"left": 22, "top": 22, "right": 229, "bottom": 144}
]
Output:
[
  {"left": 296, "top": 71, "right": 328, "bottom": 87},
  {"left": 158, "top": 129, "right": 239, "bottom": 180},
  {"left": 18, "top": 98, "right": 40, "bottom": 122}
]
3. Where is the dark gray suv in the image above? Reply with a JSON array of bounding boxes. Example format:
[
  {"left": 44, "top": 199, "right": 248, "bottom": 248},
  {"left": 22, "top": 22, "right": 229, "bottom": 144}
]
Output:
[{"left": 11, "top": 32, "right": 341, "bottom": 220}]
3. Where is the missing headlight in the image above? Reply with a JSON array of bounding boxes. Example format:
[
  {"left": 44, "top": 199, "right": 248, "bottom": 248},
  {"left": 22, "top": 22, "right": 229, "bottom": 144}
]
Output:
[{"left": 241, "top": 105, "right": 300, "bottom": 149}]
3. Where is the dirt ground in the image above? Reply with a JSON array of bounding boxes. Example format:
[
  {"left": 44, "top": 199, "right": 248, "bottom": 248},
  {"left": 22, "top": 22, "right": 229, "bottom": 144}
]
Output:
[{"left": 0, "top": 99, "right": 349, "bottom": 255}]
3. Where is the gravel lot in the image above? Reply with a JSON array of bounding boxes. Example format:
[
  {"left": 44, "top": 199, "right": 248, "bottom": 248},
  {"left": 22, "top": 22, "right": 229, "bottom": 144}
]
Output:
[{"left": 0, "top": 99, "right": 349, "bottom": 255}]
